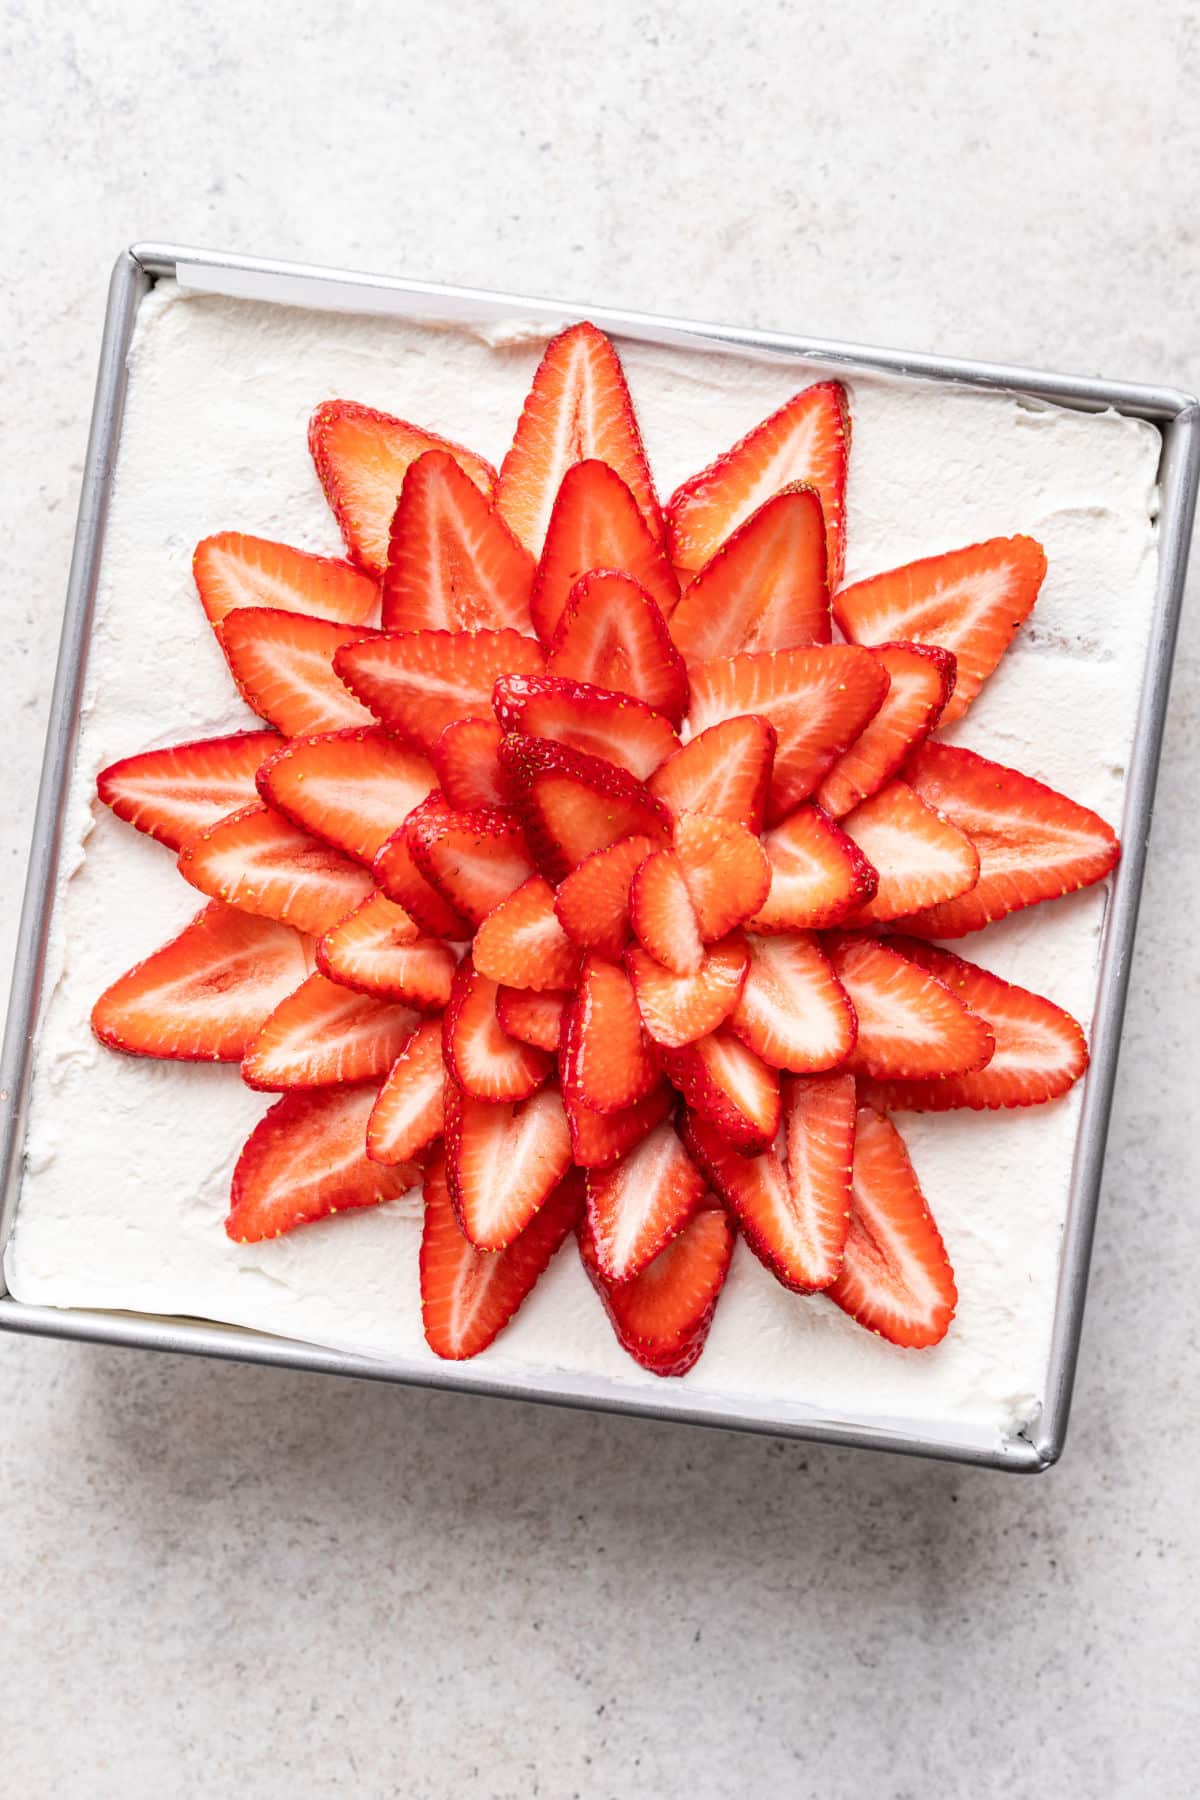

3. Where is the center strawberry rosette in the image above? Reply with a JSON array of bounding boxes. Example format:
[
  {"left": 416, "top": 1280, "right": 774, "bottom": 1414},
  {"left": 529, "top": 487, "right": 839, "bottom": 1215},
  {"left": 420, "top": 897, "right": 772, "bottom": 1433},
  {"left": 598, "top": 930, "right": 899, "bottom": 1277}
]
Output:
[{"left": 91, "top": 322, "right": 1118, "bottom": 1378}]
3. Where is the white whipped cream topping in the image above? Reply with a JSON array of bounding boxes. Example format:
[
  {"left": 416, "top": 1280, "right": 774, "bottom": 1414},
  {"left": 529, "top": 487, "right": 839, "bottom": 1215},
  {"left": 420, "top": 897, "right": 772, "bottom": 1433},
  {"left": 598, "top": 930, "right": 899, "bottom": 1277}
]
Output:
[{"left": 6, "top": 282, "right": 1160, "bottom": 1453}]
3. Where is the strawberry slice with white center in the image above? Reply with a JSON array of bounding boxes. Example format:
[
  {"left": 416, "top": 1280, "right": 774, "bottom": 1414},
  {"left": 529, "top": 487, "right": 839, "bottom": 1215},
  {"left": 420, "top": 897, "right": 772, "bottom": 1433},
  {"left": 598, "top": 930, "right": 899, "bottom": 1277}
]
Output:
[
  {"left": 531, "top": 463, "right": 679, "bottom": 643},
  {"left": 682, "top": 1070, "right": 856, "bottom": 1293},
  {"left": 495, "top": 986, "right": 568, "bottom": 1053},
  {"left": 749, "top": 804, "right": 878, "bottom": 933},
  {"left": 554, "top": 834, "right": 657, "bottom": 961},
  {"left": 472, "top": 874, "right": 582, "bottom": 991},
  {"left": 381, "top": 449, "right": 534, "bottom": 633},
  {"left": 219, "top": 609, "right": 379, "bottom": 737},
  {"left": 585, "top": 1120, "right": 709, "bottom": 1283},
  {"left": 91, "top": 903, "right": 307, "bottom": 1062},
  {"left": 900, "top": 741, "right": 1121, "bottom": 938},
  {"left": 405, "top": 792, "right": 536, "bottom": 926},
  {"left": 97, "top": 731, "right": 279, "bottom": 853},
  {"left": 626, "top": 936, "right": 749, "bottom": 1049},
  {"left": 309, "top": 400, "right": 496, "bottom": 577},
  {"left": 492, "top": 673, "right": 679, "bottom": 781},
  {"left": 421, "top": 1151, "right": 583, "bottom": 1358},
  {"left": 669, "top": 485, "right": 829, "bottom": 662},
  {"left": 833, "top": 536, "right": 1047, "bottom": 726},
  {"left": 688, "top": 644, "right": 890, "bottom": 821},
  {"left": 500, "top": 734, "right": 671, "bottom": 881},
  {"left": 193, "top": 533, "right": 377, "bottom": 629},
  {"left": 662, "top": 1028, "right": 781, "bottom": 1155},
  {"left": 372, "top": 825, "right": 473, "bottom": 939},
  {"left": 495, "top": 323, "right": 662, "bottom": 555},
  {"left": 546, "top": 567, "right": 687, "bottom": 722},
  {"left": 228, "top": 1083, "right": 417, "bottom": 1243},
  {"left": 666, "top": 380, "right": 850, "bottom": 584},
  {"left": 178, "top": 802, "right": 375, "bottom": 936},
  {"left": 579, "top": 1203, "right": 735, "bottom": 1377},
  {"left": 840, "top": 779, "right": 980, "bottom": 924},
  {"left": 826, "top": 1106, "right": 957, "bottom": 1348},
  {"left": 242, "top": 971, "right": 419, "bottom": 1091},
  {"left": 366, "top": 1018, "right": 447, "bottom": 1165},
  {"left": 816, "top": 642, "right": 956, "bottom": 818},
  {"left": 561, "top": 955, "right": 661, "bottom": 1115},
  {"left": 729, "top": 933, "right": 856, "bottom": 1072},
  {"left": 629, "top": 849, "right": 705, "bottom": 976},
  {"left": 824, "top": 932, "right": 994, "bottom": 1079},
  {"left": 862, "top": 938, "right": 1089, "bottom": 1111},
  {"left": 648, "top": 715, "right": 776, "bottom": 833},
  {"left": 256, "top": 728, "right": 435, "bottom": 865},
  {"left": 316, "top": 892, "right": 457, "bottom": 1009},
  {"left": 443, "top": 956, "right": 552, "bottom": 1103},
  {"left": 334, "top": 627, "right": 544, "bottom": 750},
  {"left": 673, "top": 814, "right": 772, "bottom": 941},
  {"left": 444, "top": 1080, "right": 574, "bottom": 1250},
  {"left": 565, "top": 1081, "right": 675, "bottom": 1169},
  {"left": 430, "top": 718, "right": 511, "bottom": 809}
]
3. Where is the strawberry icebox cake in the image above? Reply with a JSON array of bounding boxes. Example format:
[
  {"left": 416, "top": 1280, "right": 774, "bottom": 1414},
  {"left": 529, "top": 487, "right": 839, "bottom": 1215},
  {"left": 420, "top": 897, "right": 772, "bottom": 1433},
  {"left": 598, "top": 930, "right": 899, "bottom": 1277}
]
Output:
[{"left": 7, "top": 284, "right": 1159, "bottom": 1447}]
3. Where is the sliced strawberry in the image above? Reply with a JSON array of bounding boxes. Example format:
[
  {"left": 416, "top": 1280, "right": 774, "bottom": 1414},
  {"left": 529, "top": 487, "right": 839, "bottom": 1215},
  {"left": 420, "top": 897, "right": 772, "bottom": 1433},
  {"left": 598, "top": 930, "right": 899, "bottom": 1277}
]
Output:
[
  {"left": 629, "top": 849, "right": 705, "bottom": 976},
  {"left": 430, "top": 717, "right": 511, "bottom": 809},
  {"left": 585, "top": 1121, "right": 708, "bottom": 1283},
  {"left": 667, "top": 380, "right": 850, "bottom": 583},
  {"left": 682, "top": 1070, "right": 855, "bottom": 1293},
  {"left": 565, "top": 1081, "right": 675, "bottom": 1170},
  {"left": 499, "top": 734, "right": 670, "bottom": 881},
  {"left": 531, "top": 463, "right": 679, "bottom": 644},
  {"left": 826, "top": 1107, "right": 956, "bottom": 1348},
  {"left": 492, "top": 672, "right": 679, "bottom": 781},
  {"left": 406, "top": 793, "right": 536, "bottom": 926},
  {"left": 372, "top": 824, "right": 473, "bottom": 939},
  {"left": 749, "top": 804, "right": 878, "bottom": 933},
  {"left": 670, "top": 485, "right": 829, "bottom": 662},
  {"left": 421, "top": 1150, "right": 583, "bottom": 1358},
  {"left": 648, "top": 715, "right": 776, "bottom": 833},
  {"left": 816, "top": 642, "right": 956, "bottom": 818},
  {"left": 366, "top": 1019, "right": 447, "bottom": 1165},
  {"left": 841, "top": 780, "right": 980, "bottom": 924},
  {"left": 92, "top": 903, "right": 307, "bottom": 1062},
  {"left": 242, "top": 971, "right": 419, "bottom": 1091},
  {"left": 673, "top": 814, "right": 771, "bottom": 941},
  {"left": 862, "top": 938, "right": 1089, "bottom": 1111},
  {"left": 824, "top": 932, "right": 994, "bottom": 1079},
  {"left": 833, "top": 536, "right": 1047, "bottom": 726},
  {"left": 546, "top": 566, "right": 687, "bottom": 722},
  {"left": 901, "top": 742, "right": 1121, "bottom": 938},
  {"left": 97, "top": 730, "right": 279, "bottom": 853},
  {"left": 662, "top": 1029, "right": 781, "bottom": 1155},
  {"left": 688, "top": 644, "right": 890, "bottom": 821},
  {"left": 495, "top": 323, "right": 662, "bottom": 555},
  {"left": 177, "top": 802, "right": 375, "bottom": 936},
  {"left": 561, "top": 955, "right": 660, "bottom": 1114},
  {"left": 309, "top": 399, "right": 495, "bottom": 577},
  {"left": 316, "top": 891, "right": 457, "bottom": 1008},
  {"left": 257, "top": 727, "right": 435, "bottom": 865},
  {"left": 381, "top": 449, "right": 534, "bottom": 632},
  {"left": 193, "top": 532, "right": 377, "bottom": 629},
  {"left": 227, "top": 1083, "right": 416, "bottom": 1242},
  {"left": 442, "top": 956, "right": 553, "bottom": 1103},
  {"left": 334, "top": 627, "right": 543, "bottom": 750},
  {"left": 444, "top": 1079, "right": 573, "bottom": 1250},
  {"left": 219, "top": 608, "right": 378, "bottom": 737},
  {"left": 730, "top": 933, "right": 856, "bottom": 1072},
  {"left": 580, "top": 1202, "right": 735, "bottom": 1377},
  {"left": 473, "top": 874, "right": 582, "bottom": 991},
  {"left": 495, "top": 986, "right": 568, "bottom": 1053},
  {"left": 627, "top": 936, "right": 749, "bottom": 1049},
  {"left": 553, "top": 834, "right": 657, "bottom": 960}
]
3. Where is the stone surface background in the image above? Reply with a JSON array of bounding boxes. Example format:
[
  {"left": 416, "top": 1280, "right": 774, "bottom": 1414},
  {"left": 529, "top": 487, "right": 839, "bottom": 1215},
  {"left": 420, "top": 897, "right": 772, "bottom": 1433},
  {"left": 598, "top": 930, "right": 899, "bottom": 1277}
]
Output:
[{"left": 2, "top": 4, "right": 1198, "bottom": 1794}]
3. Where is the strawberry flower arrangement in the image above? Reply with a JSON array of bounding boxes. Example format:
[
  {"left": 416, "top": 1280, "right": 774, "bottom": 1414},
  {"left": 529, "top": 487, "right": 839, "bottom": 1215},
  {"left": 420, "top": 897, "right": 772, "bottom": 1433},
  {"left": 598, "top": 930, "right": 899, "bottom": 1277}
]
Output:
[{"left": 92, "top": 324, "right": 1118, "bottom": 1376}]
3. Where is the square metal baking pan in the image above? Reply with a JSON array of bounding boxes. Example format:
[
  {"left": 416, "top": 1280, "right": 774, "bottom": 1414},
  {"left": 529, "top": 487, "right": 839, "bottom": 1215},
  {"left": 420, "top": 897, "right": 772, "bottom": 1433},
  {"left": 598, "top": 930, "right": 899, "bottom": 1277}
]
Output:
[{"left": 1, "top": 243, "right": 1196, "bottom": 1474}]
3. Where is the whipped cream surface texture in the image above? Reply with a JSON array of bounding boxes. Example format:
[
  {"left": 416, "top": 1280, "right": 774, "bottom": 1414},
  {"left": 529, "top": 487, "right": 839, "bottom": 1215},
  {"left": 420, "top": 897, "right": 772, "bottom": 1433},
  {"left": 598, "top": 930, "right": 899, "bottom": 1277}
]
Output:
[{"left": 7, "top": 281, "right": 1161, "bottom": 1452}]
